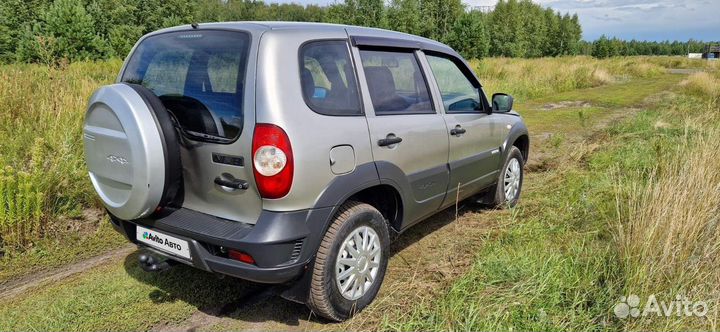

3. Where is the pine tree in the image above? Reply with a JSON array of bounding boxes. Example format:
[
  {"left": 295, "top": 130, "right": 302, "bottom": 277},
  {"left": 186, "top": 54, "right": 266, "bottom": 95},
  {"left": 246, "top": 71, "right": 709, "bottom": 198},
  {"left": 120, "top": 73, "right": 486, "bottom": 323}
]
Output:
[{"left": 42, "top": 0, "right": 107, "bottom": 61}]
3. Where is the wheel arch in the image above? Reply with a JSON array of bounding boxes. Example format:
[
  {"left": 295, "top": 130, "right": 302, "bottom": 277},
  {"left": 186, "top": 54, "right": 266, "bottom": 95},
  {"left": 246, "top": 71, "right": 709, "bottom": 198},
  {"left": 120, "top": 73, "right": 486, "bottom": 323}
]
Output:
[
  {"left": 502, "top": 121, "right": 530, "bottom": 163},
  {"left": 346, "top": 184, "right": 403, "bottom": 233},
  {"left": 513, "top": 134, "right": 529, "bottom": 162}
]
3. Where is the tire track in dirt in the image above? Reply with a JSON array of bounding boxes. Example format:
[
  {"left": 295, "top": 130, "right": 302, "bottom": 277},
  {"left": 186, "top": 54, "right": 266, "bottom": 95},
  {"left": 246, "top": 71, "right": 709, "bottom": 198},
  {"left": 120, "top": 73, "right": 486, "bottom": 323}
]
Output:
[
  {"left": 152, "top": 285, "right": 281, "bottom": 332},
  {"left": 0, "top": 244, "right": 136, "bottom": 299}
]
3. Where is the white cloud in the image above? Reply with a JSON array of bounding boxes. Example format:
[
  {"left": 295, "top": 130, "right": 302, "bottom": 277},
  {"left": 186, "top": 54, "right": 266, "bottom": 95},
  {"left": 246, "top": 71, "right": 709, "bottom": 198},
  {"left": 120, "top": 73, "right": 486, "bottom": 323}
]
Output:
[{"left": 266, "top": 0, "right": 719, "bottom": 41}]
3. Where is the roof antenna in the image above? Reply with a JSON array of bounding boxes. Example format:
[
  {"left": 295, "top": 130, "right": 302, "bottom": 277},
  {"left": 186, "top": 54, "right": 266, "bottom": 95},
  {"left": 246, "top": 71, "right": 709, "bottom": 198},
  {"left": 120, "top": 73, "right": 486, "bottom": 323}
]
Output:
[{"left": 191, "top": 23, "right": 199, "bottom": 29}]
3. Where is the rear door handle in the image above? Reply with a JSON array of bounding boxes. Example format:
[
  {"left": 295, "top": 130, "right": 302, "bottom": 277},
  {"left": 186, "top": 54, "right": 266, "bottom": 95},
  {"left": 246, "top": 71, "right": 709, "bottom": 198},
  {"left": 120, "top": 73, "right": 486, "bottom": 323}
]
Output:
[
  {"left": 214, "top": 176, "right": 249, "bottom": 190},
  {"left": 378, "top": 136, "right": 403, "bottom": 147},
  {"left": 450, "top": 126, "right": 466, "bottom": 136}
]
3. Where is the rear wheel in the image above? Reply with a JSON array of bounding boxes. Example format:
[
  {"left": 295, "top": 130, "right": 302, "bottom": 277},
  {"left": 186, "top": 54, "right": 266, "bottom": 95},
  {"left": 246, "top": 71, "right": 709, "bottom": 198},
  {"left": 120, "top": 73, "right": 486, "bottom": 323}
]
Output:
[{"left": 307, "top": 201, "right": 389, "bottom": 321}]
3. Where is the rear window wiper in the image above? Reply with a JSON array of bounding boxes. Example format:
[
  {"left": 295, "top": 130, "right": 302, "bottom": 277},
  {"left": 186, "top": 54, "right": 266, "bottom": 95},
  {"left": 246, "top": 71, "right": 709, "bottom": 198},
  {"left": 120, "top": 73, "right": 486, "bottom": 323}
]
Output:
[{"left": 183, "top": 130, "right": 233, "bottom": 144}]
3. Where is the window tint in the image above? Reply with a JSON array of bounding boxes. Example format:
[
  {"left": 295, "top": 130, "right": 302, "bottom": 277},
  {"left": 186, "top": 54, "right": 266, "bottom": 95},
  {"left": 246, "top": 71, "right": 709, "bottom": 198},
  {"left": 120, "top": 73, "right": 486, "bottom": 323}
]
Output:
[
  {"left": 359, "top": 50, "right": 433, "bottom": 115},
  {"left": 426, "top": 55, "right": 481, "bottom": 113},
  {"left": 300, "top": 41, "right": 361, "bottom": 116},
  {"left": 122, "top": 30, "right": 250, "bottom": 142}
]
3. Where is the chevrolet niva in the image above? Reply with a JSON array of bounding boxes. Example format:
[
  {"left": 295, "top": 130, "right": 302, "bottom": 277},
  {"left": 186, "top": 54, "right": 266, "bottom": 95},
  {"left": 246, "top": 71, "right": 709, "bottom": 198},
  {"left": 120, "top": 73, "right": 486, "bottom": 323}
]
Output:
[{"left": 83, "top": 22, "right": 528, "bottom": 321}]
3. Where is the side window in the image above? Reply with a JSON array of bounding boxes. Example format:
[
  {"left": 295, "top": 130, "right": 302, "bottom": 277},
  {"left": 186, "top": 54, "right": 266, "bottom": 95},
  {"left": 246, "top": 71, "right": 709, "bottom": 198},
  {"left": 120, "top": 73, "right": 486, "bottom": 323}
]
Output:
[
  {"left": 358, "top": 50, "right": 433, "bottom": 115},
  {"left": 300, "top": 41, "right": 361, "bottom": 116},
  {"left": 426, "top": 55, "right": 481, "bottom": 113}
]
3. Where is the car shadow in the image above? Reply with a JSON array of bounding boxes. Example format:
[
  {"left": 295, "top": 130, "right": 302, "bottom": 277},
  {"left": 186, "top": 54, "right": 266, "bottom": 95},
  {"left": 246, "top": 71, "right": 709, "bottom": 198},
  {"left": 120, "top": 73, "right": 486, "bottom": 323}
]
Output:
[{"left": 122, "top": 200, "right": 490, "bottom": 328}]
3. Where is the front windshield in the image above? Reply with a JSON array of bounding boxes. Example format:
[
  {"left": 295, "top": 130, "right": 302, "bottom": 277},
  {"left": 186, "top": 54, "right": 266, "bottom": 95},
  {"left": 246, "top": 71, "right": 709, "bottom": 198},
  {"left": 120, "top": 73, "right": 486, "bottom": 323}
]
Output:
[{"left": 121, "top": 30, "right": 250, "bottom": 142}]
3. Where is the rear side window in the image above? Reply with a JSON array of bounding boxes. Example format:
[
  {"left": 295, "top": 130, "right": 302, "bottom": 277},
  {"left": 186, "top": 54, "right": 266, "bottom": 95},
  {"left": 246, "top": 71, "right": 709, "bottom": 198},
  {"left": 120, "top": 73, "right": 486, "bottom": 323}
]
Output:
[
  {"left": 300, "top": 41, "right": 361, "bottom": 116},
  {"left": 121, "top": 30, "right": 250, "bottom": 142},
  {"left": 359, "top": 50, "right": 433, "bottom": 115}
]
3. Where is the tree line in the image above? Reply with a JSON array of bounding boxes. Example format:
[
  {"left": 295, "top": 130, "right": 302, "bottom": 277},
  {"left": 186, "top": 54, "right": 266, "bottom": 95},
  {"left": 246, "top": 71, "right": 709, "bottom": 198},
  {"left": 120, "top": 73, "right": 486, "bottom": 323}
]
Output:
[
  {"left": 0, "top": 0, "right": 716, "bottom": 64},
  {"left": 584, "top": 37, "right": 715, "bottom": 58}
]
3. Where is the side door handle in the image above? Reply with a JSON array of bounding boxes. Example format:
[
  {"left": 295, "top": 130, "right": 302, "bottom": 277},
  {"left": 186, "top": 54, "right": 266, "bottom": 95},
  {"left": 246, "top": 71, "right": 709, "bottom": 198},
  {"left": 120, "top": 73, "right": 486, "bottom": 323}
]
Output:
[
  {"left": 450, "top": 125, "right": 466, "bottom": 136},
  {"left": 378, "top": 135, "right": 403, "bottom": 147}
]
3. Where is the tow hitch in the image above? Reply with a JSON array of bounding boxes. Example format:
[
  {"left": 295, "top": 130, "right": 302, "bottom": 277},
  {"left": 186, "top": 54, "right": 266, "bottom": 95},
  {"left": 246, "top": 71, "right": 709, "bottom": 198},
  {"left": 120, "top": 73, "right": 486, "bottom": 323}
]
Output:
[{"left": 138, "top": 251, "right": 176, "bottom": 272}]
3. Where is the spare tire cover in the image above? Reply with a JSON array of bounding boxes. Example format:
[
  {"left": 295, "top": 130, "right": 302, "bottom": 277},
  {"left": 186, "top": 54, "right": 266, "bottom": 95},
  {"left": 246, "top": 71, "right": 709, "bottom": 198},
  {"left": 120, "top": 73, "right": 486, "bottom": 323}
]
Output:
[{"left": 83, "top": 84, "right": 169, "bottom": 220}]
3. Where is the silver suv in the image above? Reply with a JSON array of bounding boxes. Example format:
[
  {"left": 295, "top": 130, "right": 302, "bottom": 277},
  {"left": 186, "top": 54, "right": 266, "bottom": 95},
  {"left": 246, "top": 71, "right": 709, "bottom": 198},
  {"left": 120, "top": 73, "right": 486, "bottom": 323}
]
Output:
[{"left": 83, "top": 22, "right": 528, "bottom": 321}]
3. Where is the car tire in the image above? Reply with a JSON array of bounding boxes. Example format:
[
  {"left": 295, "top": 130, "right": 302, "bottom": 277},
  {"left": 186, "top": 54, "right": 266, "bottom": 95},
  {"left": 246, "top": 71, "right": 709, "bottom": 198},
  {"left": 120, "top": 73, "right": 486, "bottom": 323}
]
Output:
[
  {"left": 307, "top": 201, "right": 390, "bottom": 322},
  {"left": 489, "top": 146, "right": 524, "bottom": 208}
]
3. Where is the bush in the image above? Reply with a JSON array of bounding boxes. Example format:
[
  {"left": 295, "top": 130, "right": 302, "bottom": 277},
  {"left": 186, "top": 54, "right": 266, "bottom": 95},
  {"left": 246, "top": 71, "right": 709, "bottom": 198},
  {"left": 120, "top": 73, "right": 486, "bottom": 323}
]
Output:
[{"left": 680, "top": 72, "right": 720, "bottom": 99}]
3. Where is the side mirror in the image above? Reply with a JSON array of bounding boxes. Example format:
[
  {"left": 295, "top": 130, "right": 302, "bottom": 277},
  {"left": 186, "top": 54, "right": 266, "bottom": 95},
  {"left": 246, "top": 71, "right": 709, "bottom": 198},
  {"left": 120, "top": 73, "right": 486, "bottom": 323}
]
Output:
[{"left": 492, "top": 93, "right": 514, "bottom": 112}]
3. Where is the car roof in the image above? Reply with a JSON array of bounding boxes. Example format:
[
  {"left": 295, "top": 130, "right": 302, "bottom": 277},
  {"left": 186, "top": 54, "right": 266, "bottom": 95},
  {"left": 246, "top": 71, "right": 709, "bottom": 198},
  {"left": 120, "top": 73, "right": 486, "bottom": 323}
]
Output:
[{"left": 151, "top": 21, "right": 452, "bottom": 54}]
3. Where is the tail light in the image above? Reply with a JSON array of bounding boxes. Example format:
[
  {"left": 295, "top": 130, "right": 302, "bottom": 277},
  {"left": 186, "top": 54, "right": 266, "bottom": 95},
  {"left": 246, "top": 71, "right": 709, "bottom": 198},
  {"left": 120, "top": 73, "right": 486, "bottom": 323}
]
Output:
[{"left": 252, "top": 124, "right": 293, "bottom": 199}]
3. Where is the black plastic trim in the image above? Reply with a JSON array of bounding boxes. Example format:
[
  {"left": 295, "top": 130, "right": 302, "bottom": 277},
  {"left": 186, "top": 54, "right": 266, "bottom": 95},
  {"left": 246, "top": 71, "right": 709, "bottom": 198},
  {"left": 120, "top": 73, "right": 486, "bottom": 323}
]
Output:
[
  {"left": 350, "top": 35, "right": 460, "bottom": 57},
  {"left": 212, "top": 153, "right": 244, "bottom": 167},
  {"left": 501, "top": 122, "right": 531, "bottom": 162},
  {"left": 118, "top": 221, "right": 307, "bottom": 284},
  {"left": 378, "top": 137, "right": 403, "bottom": 146},
  {"left": 113, "top": 206, "right": 334, "bottom": 283}
]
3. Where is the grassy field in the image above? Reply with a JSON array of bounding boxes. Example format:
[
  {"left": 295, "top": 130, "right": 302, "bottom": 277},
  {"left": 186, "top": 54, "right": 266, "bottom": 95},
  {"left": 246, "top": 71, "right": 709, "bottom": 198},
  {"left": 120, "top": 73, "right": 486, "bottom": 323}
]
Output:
[
  {"left": 0, "top": 56, "right": 718, "bottom": 331},
  {"left": 381, "top": 67, "right": 720, "bottom": 331}
]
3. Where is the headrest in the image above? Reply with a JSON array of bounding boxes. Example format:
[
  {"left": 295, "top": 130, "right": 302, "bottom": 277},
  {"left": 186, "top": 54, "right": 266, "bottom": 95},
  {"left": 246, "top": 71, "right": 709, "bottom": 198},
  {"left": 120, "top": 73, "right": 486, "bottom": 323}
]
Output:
[
  {"left": 301, "top": 68, "right": 316, "bottom": 98},
  {"left": 364, "top": 66, "right": 396, "bottom": 102}
]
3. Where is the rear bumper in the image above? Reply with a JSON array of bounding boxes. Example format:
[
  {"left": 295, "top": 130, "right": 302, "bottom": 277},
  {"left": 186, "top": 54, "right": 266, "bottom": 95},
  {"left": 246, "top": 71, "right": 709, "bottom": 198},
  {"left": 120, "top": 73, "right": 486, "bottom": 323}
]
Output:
[{"left": 110, "top": 207, "right": 334, "bottom": 284}]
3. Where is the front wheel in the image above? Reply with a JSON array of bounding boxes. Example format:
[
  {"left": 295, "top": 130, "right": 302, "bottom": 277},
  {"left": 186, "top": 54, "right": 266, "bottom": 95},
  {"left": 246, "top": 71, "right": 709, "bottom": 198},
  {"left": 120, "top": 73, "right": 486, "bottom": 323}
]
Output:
[
  {"left": 307, "top": 201, "right": 390, "bottom": 321},
  {"left": 489, "top": 146, "right": 524, "bottom": 208}
]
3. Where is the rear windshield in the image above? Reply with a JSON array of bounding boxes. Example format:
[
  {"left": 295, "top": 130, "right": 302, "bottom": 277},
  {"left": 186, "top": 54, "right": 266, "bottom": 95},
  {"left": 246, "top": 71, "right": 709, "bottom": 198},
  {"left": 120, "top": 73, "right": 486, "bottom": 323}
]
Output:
[{"left": 121, "top": 30, "right": 250, "bottom": 142}]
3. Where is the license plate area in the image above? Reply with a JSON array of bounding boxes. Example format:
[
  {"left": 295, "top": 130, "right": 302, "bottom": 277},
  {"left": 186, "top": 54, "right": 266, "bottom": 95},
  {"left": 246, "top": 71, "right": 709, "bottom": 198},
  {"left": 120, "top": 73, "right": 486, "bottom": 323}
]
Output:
[{"left": 136, "top": 225, "right": 191, "bottom": 260}]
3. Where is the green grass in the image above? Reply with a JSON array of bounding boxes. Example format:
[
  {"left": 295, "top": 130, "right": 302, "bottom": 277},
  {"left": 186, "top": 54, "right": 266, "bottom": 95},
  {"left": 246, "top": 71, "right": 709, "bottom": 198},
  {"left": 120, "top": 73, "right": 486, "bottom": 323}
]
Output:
[
  {"left": 383, "top": 150, "right": 624, "bottom": 331},
  {"left": 383, "top": 70, "right": 719, "bottom": 331},
  {"left": 530, "top": 74, "right": 684, "bottom": 108},
  {"left": 0, "top": 60, "right": 122, "bottom": 256},
  {"left": 0, "top": 219, "right": 126, "bottom": 283},
  {"left": 0, "top": 252, "right": 262, "bottom": 331}
]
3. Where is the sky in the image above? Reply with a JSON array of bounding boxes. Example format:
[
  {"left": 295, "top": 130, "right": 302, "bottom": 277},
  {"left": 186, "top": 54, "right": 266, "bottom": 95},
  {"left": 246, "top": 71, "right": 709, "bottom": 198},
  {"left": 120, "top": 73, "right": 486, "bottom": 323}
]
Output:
[{"left": 266, "top": 0, "right": 719, "bottom": 41}]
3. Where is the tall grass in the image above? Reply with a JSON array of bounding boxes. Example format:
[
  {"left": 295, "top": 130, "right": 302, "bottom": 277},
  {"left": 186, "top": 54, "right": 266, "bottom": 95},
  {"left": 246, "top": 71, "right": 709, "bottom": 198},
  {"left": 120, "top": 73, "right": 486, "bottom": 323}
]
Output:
[
  {"left": 617, "top": 130, "right": 720, "bottom": 288},
  {"left": 0, "top": 141, "right": 45, "bottom": 250},
  {"left": 471, "top": 56, "right": 667, "bottom": 99},
  {"left": 680, "top": 72, "right": 720, "bottom": 100},
  {"left": 614, "top": 80, "right": 720, "bottom": 330},
  {"left": 473, "top": 56, "right": 719, "bottom": 100},
  {"left": 0, "top": 60, "right": 121, "bottom": 254}
]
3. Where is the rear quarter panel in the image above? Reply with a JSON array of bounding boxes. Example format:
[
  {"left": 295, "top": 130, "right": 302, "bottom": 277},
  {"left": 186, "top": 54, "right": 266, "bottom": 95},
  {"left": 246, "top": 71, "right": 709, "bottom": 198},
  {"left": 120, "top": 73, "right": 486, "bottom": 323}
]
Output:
[{"left": 255, "top": 28, "right": 376, "bottom": 212}]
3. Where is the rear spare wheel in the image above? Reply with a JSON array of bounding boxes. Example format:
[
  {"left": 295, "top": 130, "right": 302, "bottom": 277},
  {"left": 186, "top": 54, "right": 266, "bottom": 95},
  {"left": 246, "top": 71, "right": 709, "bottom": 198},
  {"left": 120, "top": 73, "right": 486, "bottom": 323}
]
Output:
[{"left": 83, "top": 83, "right": 182, "bottom": 220}]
